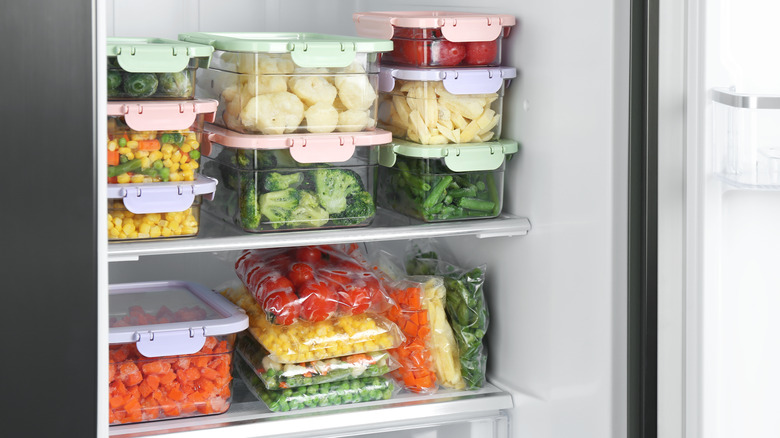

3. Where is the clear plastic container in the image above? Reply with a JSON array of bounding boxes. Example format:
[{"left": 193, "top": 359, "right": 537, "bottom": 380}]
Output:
[
  {"left": 353, "top": 11, "right": 516, "bottom": 68},
  {"left": 108, "top": 281, "right": 248, "bottom": 425},
  {"left": 200, "top": 125, "right": 388, "bottom": 232},
  {"left": 107, "top": 175, "right": 217, "bottom": 241},
  {"left": 107, "top": 38, "right": 213, "bottom": 100},
  {"left": 177, "top": 32, "right": 392, "bottom": 135},
  {"left": 712, "top": 88, "right": 780, "bottom": 189},
  {"left": 377, "top": 139, "right": 517, "bottom": 222},
  {"left": 107, "top": 100, "right": 217, "bottom": 184},
  {"left": 377, "top": 66, "right": 515, "bottom": 144}
]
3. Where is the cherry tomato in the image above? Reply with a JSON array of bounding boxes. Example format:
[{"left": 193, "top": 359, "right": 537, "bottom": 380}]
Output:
[
  {"left": 464, "top": 41, "right": 498, "bottom": 66},
  {"left": 295, "top": 247, "right": 322, "bottom": 264},
  {"left": 298, "top": 281, "right": 338, "bottom": 322},
  {"left": 318, "top": 269, "right": 352, "bottom": 293},
  {"left": 263, "top": 290, "right": 300, "bottom": 325},
  {"left": 396, "top": 39, "right": 430, "bottom": 66},
  {"left": 254, "top": 273, "right": 293, "bottom": 306},
  {"left": 339, "top": 283, "right": 373, "bottom": 315},
  {"left": 288, "top": 263, "right": 315, "bottom": 287},
  {"left": 246, "top": 267, "right": 280, "bottom": 291},
  {"left": 431, "top": 40, "right": 467, "bottom": 66}
]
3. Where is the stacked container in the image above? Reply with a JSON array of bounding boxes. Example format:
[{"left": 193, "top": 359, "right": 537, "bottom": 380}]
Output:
[
  {"left": 106, "top": 38, "right": 219, "bottom": 241},
  {"left": 353, "top": 12, "right": 520, "bottom": 222},
  {"left": 176, "top": 32, "right": 395, "bottom": 232}
]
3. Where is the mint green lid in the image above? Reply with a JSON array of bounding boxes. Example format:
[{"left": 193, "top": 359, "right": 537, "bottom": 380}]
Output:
[
  {"left": 379, "top": 139, "right": 518, "bottom": 172},
  {"left": 178, "top": 32, "right": 393, "bottom": 68},
  {"left": 107, "top": 37, "right": 214, "bottom": 72}
]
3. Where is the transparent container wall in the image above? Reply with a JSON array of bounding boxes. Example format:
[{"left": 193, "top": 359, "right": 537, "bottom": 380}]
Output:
[
  {"left": 201, "top": 144, "right": 377, "bottom": 232},
  {"left": 196, "top": 50, "right": 380, "bottom": 135},
  {"left": 107, "top": 115, "right": 206, "bottom": 184},
  {"left": 108, "top": 198, "right": 202, "bottom": 241},
  {"left": 377, "top": 156, "right": 506, "bottom": 222},
  {"left": 108, "top": 334, "right": 235, "bottom": 425},
  {"left": 714, "top": 100, "right": 780, "bottom": 189},
  {"left": 383, "top": 27, "right": 506, "bottom": 68},
  {"left": 108, "top": 58, "right": 199, "bottom": 100},
  {"left": 353, "top": 413, "right": 509, "bottom": 438},
  {"left": 378, "top": 80, "right": 505, "bottom": 144}
]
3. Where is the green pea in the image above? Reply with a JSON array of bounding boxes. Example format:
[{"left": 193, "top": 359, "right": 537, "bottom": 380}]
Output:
[
  {"left": 118, "top": 137, "right": 127, "bottom": 148},
  {"left": 189, "top": 150, "right": 201, "bottom": 161}
]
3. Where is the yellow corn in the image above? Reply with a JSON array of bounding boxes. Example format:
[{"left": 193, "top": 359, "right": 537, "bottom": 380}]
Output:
[
  {"left": 150, "top": 226, "right": 162, "bottom": 238},
  {"left": 161, "top": 227, "right": 173, "bottom": 237},
  {"left": 163, "top": 158, "right": 173, "bottom": 168},
  {"left": 130, "top": 174, "right": 145, "bottom": 184},
  {"left": 116, "top": 173, "right": 131, "bottom": 184},
  {"left": 126, "top": 140, "right": 139, "bottom": 149},
  {"left": 169, "top": 162, "right": 180, "bottom": 173},
  {"left": 161, "top": 144, "right": 175, "bottom": 154},
  {"left": 172, "top": 150, "right": 182, "bottom": 162},
  {"left": 186, "top": 132, "right": 197, "bottom": 142},
  {"left": 149, "top": 151, "right": 163, "bottom": 162},
  {"left": 136, "top": 150, "right": 150, "bottom": 158},
  {"left": 181, "top": 144, "right": 192, "bottom": 154},
  {"left": 108, "top": 140, "right": 118, "bottom": 151},
  {"left": 117, "top": 147, "right": 131, "bottom": 155},
  {"left": 191, "top": 161, "right": 199, "bottom": 169},
  {"left": 140, "top": 157, "right": 151, "bottom": 169},
  {"left": 182, "top": 170, "right": 194, "bottom": 180},
  {"left": 181, "top": 162, "right": 191, "bottom": 171},
  {"left": 169, "top": 172, "right": 182, "bottom": 182}
]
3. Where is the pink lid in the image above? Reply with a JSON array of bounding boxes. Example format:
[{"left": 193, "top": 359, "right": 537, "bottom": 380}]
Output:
[
  {"left": 107, "top": 99, "right": 218, "bottom": 131},
  {"left": 353, "top": 11, "right": 516, "bottom": 42},
  {"left": 204, "top": 124, "right": 391, "bottom": 164}
]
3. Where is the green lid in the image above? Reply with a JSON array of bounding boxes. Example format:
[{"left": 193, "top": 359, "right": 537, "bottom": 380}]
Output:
[
  {"left": 107, "top": 37, "right": 214, "bottom": 72},
  {"left": 178, "top": 32, "right": 393, "bottom": 68},
  {"left": 379, "top": 139, "right": 519, "bottom": 172}
]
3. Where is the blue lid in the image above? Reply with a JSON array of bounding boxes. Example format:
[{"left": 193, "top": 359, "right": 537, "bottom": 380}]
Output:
[{"left": 379, "top": 66, "right": 516, "bottom": 94}]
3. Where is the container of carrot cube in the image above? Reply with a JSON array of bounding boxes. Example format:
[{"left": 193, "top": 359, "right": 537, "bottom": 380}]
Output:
[{"left": 108, "top": 281, "right": 248, "bottom": 425}]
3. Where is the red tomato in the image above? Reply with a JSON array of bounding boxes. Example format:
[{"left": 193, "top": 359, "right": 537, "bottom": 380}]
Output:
[
  {"left": 318, "top": 269, "right": 352, "bottom": 293},
  {"left": 255, "top": 274, "right": 294, "bottom": 306},
  {"left": 298, "top": 281, "right": 338, "bottom": 322},
  {"left": 295, "top": 247, "right": 322, "bottom": 264},
  {"left": 339, "top": 283, "right": 373, "bottom": 315},
  {"left": 246, "top": 267, "right": 280, "bottom": 291},
  {"left": 396, "top": 39, "right": 430, "bottom": 66},
  {"left": 464, "top": 41, "right": 498, "bottom": 65},
  {"left": 263, "top": 290, "right": 300, "bottom": 325},
  {"left": 288, "top": 262, "right": 315, "bottom": 286},
  {"left": 432, "top": 40, "right": 467, "bottom": 66}
]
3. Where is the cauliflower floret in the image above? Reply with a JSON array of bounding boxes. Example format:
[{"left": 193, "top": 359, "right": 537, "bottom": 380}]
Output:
[
  {"left": 243, "top": 75, "right": 288, "bottom": 95},
  {"left": 224, "top": 88, "right": 253, "bottom": 131},
  {"left": 221, "top": 85, "right": 239, "bottom": 103},
  {"left": 336, "top": 109, "right": 371, "bottom": 132},
  {"left": 237, "top": 53, "right": 296, "bottom": 74},
  {"left": 335, "top": 75, "right": 377, "bottom": 111},
  {"left": 240, "top": 92, "right": 304, "bottom": 135},
  {"left": 304, "top": 102, "right": 339, "bottom": 133},
  {"left": 294, "top": 66, "right": 334, "bottom": 84},
  {"left": 289, "top": 76, "right": 338, "bottom": 107}
]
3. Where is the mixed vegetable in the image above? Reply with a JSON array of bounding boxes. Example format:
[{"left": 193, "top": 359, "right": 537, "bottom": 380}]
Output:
[
  {"left": 107, "top": 64, "right": 194, "bottom": 99},
  {"left": 107, "top": 117, "right": 202, "bottom": 184},
  {"left": 379, "top": 155, "right": 502, "bottom": 222},
  {"left": 235, "top": 333, "right": 396, "bottom": 390},
  {"left": 236, "top": 357, "right": 395, "bottom": 412},
  {"left": 108, "top": 201, "right": 200, "bottom": 240},
  {"left": 384, "top": 28, "right": 501, "bottom": 68}
]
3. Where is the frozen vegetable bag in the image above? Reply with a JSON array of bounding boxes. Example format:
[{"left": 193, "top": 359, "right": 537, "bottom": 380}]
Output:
[
  {"left": 200, "top": 124, "right": 390, "bottom": 232},
  {"left": 108, "top": 281, "right": 248, "bottom": 425},
  {"left": 107, "top": 37, "right": 213, "bottom": 100},
  {"left": 177, "top": 32, "right": 393, "bottom": 135}
]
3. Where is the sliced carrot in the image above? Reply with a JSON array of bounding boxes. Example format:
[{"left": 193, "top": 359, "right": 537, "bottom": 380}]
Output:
[
  {"left": 137, "top": 139, "right": 161, "bottom": 151},
  {"left": 160, "top": 371, "right": 176, "bottom": 386},
  {"left": 199, "top": 367, "right": 220, "bottom": 381},
  {"left": 108, "top": 149, "right": 120, "bottom": 166}
]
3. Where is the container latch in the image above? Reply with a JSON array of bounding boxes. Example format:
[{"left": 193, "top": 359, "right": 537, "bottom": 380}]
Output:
[
  {"left": 120, "top": 184, "right": 197, "bottom": 214},
  {"left": 135, "top": 328, "right": 206, "bottom": 358},
  {"left": 439, "top": 16, "right": 505, "bottom": 42},
  {"left": 288, "top": 41, "right": 357, "bottom": 68},
  {"left": 443, "top": 145, "right": 506, "bottom": 172},
  {"left": 116, "top": 45, "right": 191, "bottom": 73},
  {"left": 441, "top": 69, "right": 506, "bottom": 95},
  {"left": 289, "top": 135, "right": 357, "bottom": 163},
  {"left": 122, "top": 102, "right": 199, "bottom": 131}
]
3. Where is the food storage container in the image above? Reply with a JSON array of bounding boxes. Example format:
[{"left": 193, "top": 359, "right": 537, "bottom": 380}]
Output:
[
  {"left": 236, "top": 355, "right": 396, "bottom": 412},
  {"left": 107, "top": 174, "right": 217, "bottom": 241},
  {"left": 377, "top": 66, "right": 516, "bottom": 144},
  {"left": 107, "top": 100, "right": 218, "bottom": 184},
  {"left": 353, "top": 11, "right": 516, "bottom": 68},
  {"left": 377, "top": 139, "right": 518, "bottom": 222},
  {"left": 177, "top": 32, "right": 392, "bottom": 135},
  {"left": 200, "top": 124, "right": 390, "bottom": 232},
  {"left": 712, "top": 88, "right": 780, "bottom": 189},
  {"left": 107, "top": 37, "right": 213, "bottom": 100},
  {"left": 108, "top": 280, "right": 248, "bottom": 425}
]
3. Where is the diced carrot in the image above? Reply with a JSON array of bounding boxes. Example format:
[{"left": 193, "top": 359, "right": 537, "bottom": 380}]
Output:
[
  {"left": 108, "top": 176, "right": 118, "bottom": 183},
  {"left": 345, "top": 353, "right": 371, "bottom": 364},
  {"left": 193, "top": 356, "right": 210, "bottom": 368},
  {"left": 213, "top": 341, "right": 229, "bottom": 354},
  {"left": 108, "top": 364, "right": 116, "bottom": 383},
  {"left": 168, "top": 386, "right": 185, "bottom": 402},
  {"left": 176, "top": 369, "right": 188, "bottom": 384},
  {"left": 108, "top": 409, "right": 117, "bottom": 424},
  {"left": 219, "top": 386, "right": 232, "bottom": 399},
  {"left": 162, "top": 402, "right": 181, "bottom": 417},
  {"left": 204, "top": 337, "right": 217, "bottom": 350},
  {"left": 181, "top": 381, "right": 195, "bottom": 395},
  {"left": 145, "top": 374, "right": 160, "bottom": 391},
  {"left": 107, "top": 149, "right": 120, "bottom": 167},
  {"left": 196, "top": 378, "right": 216, "bottom": 395},
  {"left": 110, "top": 379, "right": 127, "bottom": 395},
  {"left": 112, "top": 409, "right": 126, "bottom": 422},
  {"left": 141, "top": 360, "right": 171, "bottom": 375},
  {"left": 180, "top": 401, "right": 197, "bottom": 414},
  {"left": 124, "top": 397, "right": 141, "bottom": 417},
  {"left": 160, "top": 371, "right": 176, "bottom": 386},
  {"left": 124, "top": 370, "right": 143, "bottom": 387},
  {"left": 137, "top": 139, "right": 161, "bottom": 151},
  {"left": 199, "top": 367, "right": 219, "bottom": 381},
  {"left": 138, "top": 380, "right": 153, "bottom": 398},
  {"left": 196, "top": 403, "right": 214, "bottom": 415},
  {"left": 152, "top": 389, "right": 165, "bottom": 403},
  {"left": 184, "top": 367, "right": 201, "bottom": 381},
  {"left": 189, "top": 391, "right": 207, "bottom": 403},
  {"left": 141, "top": 398, "right": 159, "bottom": 420},
  {"left": 174, "top": 357, "right": 190, "bottom": 370},
  {"left": 109, "top": 396, "right": 126, "bottom": 409}
]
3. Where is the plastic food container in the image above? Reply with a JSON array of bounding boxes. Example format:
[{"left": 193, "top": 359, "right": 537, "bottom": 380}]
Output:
[
  {"left": 236, "top": 356, "right": 396, "bottom": 412},
  {"left": 712, "top": 88, "right": 780, "bottom": 189},
  {"left": 108, "top": 281, "right": 248, "bottom": 425},
  {"left": 377, "top": 139, "right": 518, "bottom": 222},
  {"left": 107, "top": 38, "right": 213, "bottom": 99},
  {"left": 177, "top": 32, "right": 392, "bottom": 135},
  {"left": 107, "top": 100, "right": 218, "bottom": 184},
  {"left": 377, "top": 66, "right": 516, "bottom": 144},
  {"left": 107, "top": 175, "right": 217, "bottom": 241},
  {"left": 200, "top": 125, "right": 389, "bottom": 232},
  {"left": 353, "top": 11, "right": 516, "bottom": 68}
]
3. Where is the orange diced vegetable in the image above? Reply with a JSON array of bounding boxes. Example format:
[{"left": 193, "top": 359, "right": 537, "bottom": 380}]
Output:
[{"left": 137, "top": 139, "right": 161, "bottom": 151}]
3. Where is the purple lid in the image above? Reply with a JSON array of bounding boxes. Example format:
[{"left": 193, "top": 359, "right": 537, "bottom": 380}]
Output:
[
  {"left": 379, "top": 66, "right": 517, "bottom": 95},
  {"left": 109, "top": 280, "right": 248, "bottom": 358},
  {"left": 107, "top": 174, "right": 217, "bottom": 214}
]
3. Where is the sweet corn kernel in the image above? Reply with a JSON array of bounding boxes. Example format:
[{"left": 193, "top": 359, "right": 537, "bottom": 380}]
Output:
[
  {"left": 139, "top": 223, "right": 151, "bottom": 234},
  {"left": 181, "top": 162, "right": 192, "bottom": 171},
  {"left": 130, "top": 133, "right": 145, "bottom": 141},
  {"left": 149, "top": 151, "right": 163, "bottom": 162},
  {"left": 122, "top": 223, "right": 135, "bottom": 234},
  {"left": 163, "top": 152, "right": 172, "bottom": 160},
  {"left": 109, "top": 228, "right": 120, "bottom": 238},
  {"left": 163, "top": 158, "right": 173, "bottom": 168},
  {"left": 181, "top": 144, "right": 192, "bottom": 154},
  {"left": 169, "top": 162, "right": 180, "bottom": 172},
  {"left": 161, "top": 227, "right": 173, "bottom": 237},
  {"left": 140, "top": 157, "right": 151, "bottom": 169},
  {"left": 169, "top": 172, "right": 182, "bottom": 182},
  {"left": 128, "top": 231, "right": 138, "bottom": 239},
  {"left": 127, "top": 140, "right": 139, "bottom": 149},
  {"left": 147, "top": 213, "right": 162, "bottom": 223},
  {"left": 191, "top": 161, "right": 199, "bottom": 169},
  {"left": 182, "top": 170, "right": 194, "bottom": 180},
  {"left": 113, "top": 217, "right": 123, "bottom": 227},
  {"left": 172, "top": 150, "right": 182, "bottom": 162},
  {"left": 137, "top": 233, "right": 150, "bottom": 239},
  {"left": 161, "top": 144, "right": 174, "bottom": 154},
  {"left": 116, "top": 173, "right": 131, "bottom": 184},
  {"left": 125, "top": 152, "right": 135, "bottom": 160},
  {"left": 130, "top": 174, "right": 145, "bottom": 184},
  {"left": 181, "top": 226, "right": 195, "bottom": 235},
  {"left": 117, "top": 147, "right": 131, "bottom": 155},
  {"left": 186, "top": 132, "right": 197, "bottom": 142},
  {"left": 136, "top": 150, "right": 150, "bottom": 158},
  {"left": 108, "top": 140, "right": 118, "bottom": 151},
  {"left": 119, "top": 232, "right": 127, "bottom": 239},
  {"left": 150, "top": 226, "right": 162, "bottom": 238}
]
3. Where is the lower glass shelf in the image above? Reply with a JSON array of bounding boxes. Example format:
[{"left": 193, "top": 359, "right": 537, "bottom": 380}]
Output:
[
  {"left": 107, "top": 209, "right": 531, "bottom": 262},
  {"left": 109, "top": 380, "right": 513, "bottom": 438}
]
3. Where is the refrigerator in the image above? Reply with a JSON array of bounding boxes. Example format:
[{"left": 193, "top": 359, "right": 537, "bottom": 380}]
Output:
[{"left": 4, "top": 0, "right": 674, "bottom": 437}]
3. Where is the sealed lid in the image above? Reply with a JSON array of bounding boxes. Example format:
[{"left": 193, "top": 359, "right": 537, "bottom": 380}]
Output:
[
  {"left": 107, "top": 99, "right": 218, "bottom": 131},
  {"left": 107, "top": 174, "right": 218, "bottom": 214},
  {"left": 178, "top": 32, "right": 393, "bottom": 68},
  {"left": 379, "top": 138, "right": 518, "bottom": 171},
  {"left": 379, "top": 66, "right": 516, "bottom": 94},
  {"left": 107, "top": 37, "right": 214, "bottom": 72},
  {"left": 204, "top": 124, "right": 391, "bottom": 164},
  {"left": 109, "top": 281, "right": 248, "bottom": 357},
  {"left": 353, "top": 11, "right": 516, "bottom": 42}
]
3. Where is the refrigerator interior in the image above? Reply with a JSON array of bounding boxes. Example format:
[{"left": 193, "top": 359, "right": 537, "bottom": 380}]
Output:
[{"left": 103, "top": 0, "right": 629, "bottom": 437}]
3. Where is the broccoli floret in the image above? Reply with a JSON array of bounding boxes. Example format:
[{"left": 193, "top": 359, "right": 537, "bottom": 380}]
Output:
[
  {"left": 157, "top": 71, "right": 193, "bottom": 97},
  {"left": 263, "top": 172, "right": 304, "bottom": 192},
  {"left": 289, "top": 191, "right": 329, "bottom": 228},
  {"left": 123, "top": 73, "right": 158, "bottom": 97},
  {"left": 330, "top": 191, "right": 375, "bottom": 226},
  {"left": 107, "top": 71, "right": 122, "bottom": 96},
  {"left": 259, "top": 188, "right": 301, "bottom": 229},
  {"left": 239, "top": 177, "right": 261, "bottom": 229},
  {"left": 314, "top": 169, "right": 363, "bottom": 214}
]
